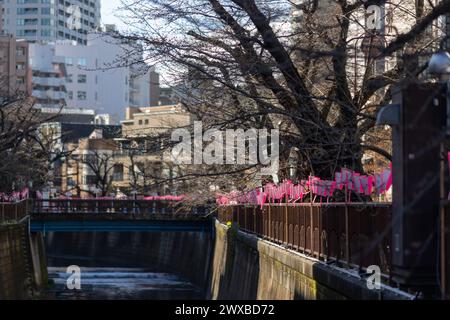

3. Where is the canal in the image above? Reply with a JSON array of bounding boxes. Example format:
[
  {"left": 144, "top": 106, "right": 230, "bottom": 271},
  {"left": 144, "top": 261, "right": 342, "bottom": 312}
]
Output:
[
  {"left": 42, "top": 231, "right": 213, "bottom": 300},
  {"left": 45, "top": 266, "right": 203, "bottom": 300}
]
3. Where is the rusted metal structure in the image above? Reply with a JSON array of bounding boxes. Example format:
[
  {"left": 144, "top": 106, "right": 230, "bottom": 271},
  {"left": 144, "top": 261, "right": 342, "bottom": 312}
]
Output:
[
  {"left": 0, "top": 200, "right": 29, "bottom": 223},
  {"left": 218, "top": 203, "right": 392, "bottom": 274},
  {"left": 30, "top": 199, "right": 210, "bottom": 216},
  {"left": 218, "top": 202, "right": 450, "bottom": 298}
]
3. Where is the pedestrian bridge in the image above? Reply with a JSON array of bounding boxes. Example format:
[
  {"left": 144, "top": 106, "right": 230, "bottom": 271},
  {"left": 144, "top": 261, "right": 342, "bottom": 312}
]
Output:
[{"left": 2, "top": 199, "right": 213, "bottom": 233}]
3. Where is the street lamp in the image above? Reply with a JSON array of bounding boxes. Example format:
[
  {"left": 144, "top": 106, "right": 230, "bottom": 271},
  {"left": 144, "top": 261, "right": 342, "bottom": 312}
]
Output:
[
  {"left": 429, "top": 51, "right": 450, "bottom": 136},
  {"left": 428, "top": 51, "right": 450, "bottom": 80}
]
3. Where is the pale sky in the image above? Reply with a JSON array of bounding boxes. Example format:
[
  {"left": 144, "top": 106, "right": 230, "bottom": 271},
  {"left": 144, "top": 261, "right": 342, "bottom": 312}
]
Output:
[{"left": 101, "top": 0, "right": 127, "bottom": 31}]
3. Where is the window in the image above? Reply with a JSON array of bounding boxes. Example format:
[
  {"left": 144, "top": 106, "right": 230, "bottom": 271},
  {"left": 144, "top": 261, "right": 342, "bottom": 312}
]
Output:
[
  {"left": 66, "top": 74, "right": 73, "bottom": 83},
  {"left": 17, "top": 8, "right": 39, "bottom": 15},
  {"left": 77, "top": 74, "right": 87, "bottom": 83},
  {"left": 16, "top": 63, "right": 26, "bottom": 70},
  {"left": 67, "top": 91, "right": 73, "bottom": 99},
  {"left": 41, "top": 29, "right": 53, "bottom": 37},
  {"left": 77, "top": 91, "right": 87, "bottom": 100},
  {"left": 113, "top": 165, "right": 124, "bottom": 181},
  {"left": 138, "top": 120, "right": 143, "bottom": 125},
  {"left": 18, "top": 29, "right": 37, "bottom": 36},
  {"left": 16, "top": 47, "right": 26, "bottom": 56},
  {"left": 78, "top": 58, "right": 87, "bottom": 67},
  {"left": 41, "top": 7, "right": 52, "bottom": 15},
  {"left": 41, "top": 18, "right": 52, "bottom": 26},
  {"left": 144, "top": 119, "right": 149, "bottom": 125},
  {"left": 65, "top": 58, "right": 73, "bottom": 66},
  {"left": 83, "top": 175, "right": 96, "bottom": 185}
]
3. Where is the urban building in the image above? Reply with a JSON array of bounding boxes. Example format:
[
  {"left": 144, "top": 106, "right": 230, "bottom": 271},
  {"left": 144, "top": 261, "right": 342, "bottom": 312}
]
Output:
[
  {"left": 121, "top": 104, "right": 193, "bottom": 138},
  {"left": 0, "top": 34, "right": 31, "bottom": 97},
  {"left": 28, "top": 42, "right": 67, "bottom": 108},
  {"left": 39, "top": 121, "right": 121, "bottom": 195},
  {"left": 64, "top": 132, "right": 118, "bottom": 197},
  {"left": 38, "top": 106, "right": 95, "bottom": 123},
  {"left": 94, "top": 113, "right": 111, "bottom": 125},
  {"left": 29, "top": 29, "right": 161, "bottom": 121},
  {"left": 52, "top": 104, "right": 193, "bottom": 196},
  {"left": 0, "top": 0, "right": 101, "bottom": 44},
  {"left": 0, "top": 3, "right": 4, "bottom": 34},
  {"left": 159, "top": 87, "right": 175, "bottom": 106}
]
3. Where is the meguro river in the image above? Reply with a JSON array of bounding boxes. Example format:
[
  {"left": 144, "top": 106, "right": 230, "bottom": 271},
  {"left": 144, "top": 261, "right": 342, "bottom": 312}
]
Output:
[{"left": 45, "top": 267, "right": 203, "bottom": 300}]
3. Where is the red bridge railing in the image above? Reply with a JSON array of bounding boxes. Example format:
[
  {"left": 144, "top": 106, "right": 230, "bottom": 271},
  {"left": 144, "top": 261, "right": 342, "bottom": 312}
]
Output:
[
  {"left": 31, "top": 199, "right": 211, "bottom": 216},
  {"left": 218, "top": 203, "right": 392, "bottom": 278}
]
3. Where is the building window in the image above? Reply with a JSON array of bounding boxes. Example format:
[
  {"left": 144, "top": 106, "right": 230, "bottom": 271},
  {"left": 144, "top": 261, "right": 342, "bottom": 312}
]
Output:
[
  {"left": 66, "top": 74, "right": 73, "bottom": 83},
  {"left": 17, "top": 8, "right": 39, "bottom": 15},
  {"left": 65, "top": 58, "right": 73, "bottom": 66},
  {"left": 41, "top": 18, "right": 53, "bottom": 26},
  {"left": 113, "top": 165, "right": 124, "bottom": 182},
  {"left": 138, "top": 120, "right": 143, "bottom": 125},
  {"left": 68, "top": 91, "right": 73, "bottom": 99},
  {"left": 78, "top": 58, "right": 87, "bottom": 67},
  {"left": 41, "top": 7, "right": 52, "bottom": 15},
  {"left": 77, "top": 91, "right": 87, "bottom": 100},
  {"left": 83, "top": 175, "right": 96, "bottom": 185},
  {"left": 41, "top": 29, "right": 53, "bottom": 37},
  {"left": 144, "top": 119, "right": 149, "bottom": 125},
  {"left": 77, "top": 74, "right": 87, "bottom": 83},
  {"left": 16, "top": 47, "right": 26, "bottom": 56}
]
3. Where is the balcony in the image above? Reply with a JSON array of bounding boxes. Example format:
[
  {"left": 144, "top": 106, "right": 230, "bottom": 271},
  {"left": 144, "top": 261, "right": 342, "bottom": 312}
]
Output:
[{"left": 32, "top": 76, "right": 65, "bottom": 87}]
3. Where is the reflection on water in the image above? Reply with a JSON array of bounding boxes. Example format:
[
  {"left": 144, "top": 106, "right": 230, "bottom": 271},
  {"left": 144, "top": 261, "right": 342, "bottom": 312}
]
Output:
[{"left": 46, "top": 267, "right": 203, "bottom": 300}]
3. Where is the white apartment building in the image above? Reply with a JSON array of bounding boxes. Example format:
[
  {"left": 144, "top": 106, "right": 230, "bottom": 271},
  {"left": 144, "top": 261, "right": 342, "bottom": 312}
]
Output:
[
  {"left": 29, "top": 42, "right": 67, "bottom": 108},
  {"left": 0, "top": 0, "right": 100, "bottom": 44},
  {"left": 29, "top": 30, "right": 160, "bottom": 122}
]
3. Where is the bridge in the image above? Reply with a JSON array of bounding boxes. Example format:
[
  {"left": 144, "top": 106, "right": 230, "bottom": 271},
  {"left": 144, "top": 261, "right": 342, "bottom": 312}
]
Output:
[{"left": 1, "top": 199, "right": 213, "bottom": 233}]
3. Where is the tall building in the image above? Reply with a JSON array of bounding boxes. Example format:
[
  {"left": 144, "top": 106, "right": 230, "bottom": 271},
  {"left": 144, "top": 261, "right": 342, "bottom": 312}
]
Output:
[
  {"left": 29, "top": 30, "right": 161, "bottom": 121},
  {"left": 29, "top": 42, "right": 67, "bottom": 108},
  {"left": 0, "top": 34, "right": 31, "bottom": 97},
  {"left": 0, "top": 3, "right": 4, "bottom": 34},
  {"left": 0, "top": 0, "right": 101, "bottom": 44}
]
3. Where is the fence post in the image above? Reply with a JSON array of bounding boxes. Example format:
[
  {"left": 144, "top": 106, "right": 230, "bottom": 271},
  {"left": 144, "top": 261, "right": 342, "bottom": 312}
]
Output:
[
  {"left": 310, "top": 203, "right": 313, "bottom": 257},
  {"left": 244, "top": 207, "right": 247, "bottom": 231},
  {"left": 269, "top": 205, "right": 272, "bottom": 240},
  {"left": 252, "top": 207, "right": 255, "bottom": 234},
  {"left": 15, "top": 203, "right": 18, "bottom": 221},
  {"left": 441, "top": 205, "right": 446, "bottom": 298},
  {"left": 345, "top": 204, "right": 350, "bottom": 268},
  {"left": 285, "top": 204, "right": 288, "bottom": 245}
]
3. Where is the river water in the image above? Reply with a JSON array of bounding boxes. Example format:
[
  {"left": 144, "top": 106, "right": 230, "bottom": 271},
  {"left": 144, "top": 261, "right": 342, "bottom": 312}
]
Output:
[{"left": 46, "top": 267, "right": 204, "bottom": 300}]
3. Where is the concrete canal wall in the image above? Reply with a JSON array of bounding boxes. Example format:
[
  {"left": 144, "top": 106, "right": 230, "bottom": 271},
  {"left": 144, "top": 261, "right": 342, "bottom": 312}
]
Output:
[
  {"left": 2, "top": 217, "right": 413, "bottom": 300},
  {"left": 208, "top": 220, "right": 412, "bottom": 300},
  {"left": 0, "top": 222, "right": 47, "bottom": 299},
  {"left": 45, "top": 230, "right": 214, "bottom": 292}
]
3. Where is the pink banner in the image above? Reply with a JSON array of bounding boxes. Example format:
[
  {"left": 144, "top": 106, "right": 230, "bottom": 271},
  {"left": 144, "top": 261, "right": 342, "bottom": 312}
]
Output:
[{"left": 217, "top": 165, "right": 393, "bottom": 206}]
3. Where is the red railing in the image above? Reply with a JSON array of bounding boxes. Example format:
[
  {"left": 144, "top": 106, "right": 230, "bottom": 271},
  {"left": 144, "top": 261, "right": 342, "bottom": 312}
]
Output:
[
  {"left": 218, "top": 203, "right": 392, "bottom": 277},
  {"left": 31, "top": 199, "right": 211, "bottom": 216},
  {"left": 0, "top": 199, "right": 30, "bottom": 223}
]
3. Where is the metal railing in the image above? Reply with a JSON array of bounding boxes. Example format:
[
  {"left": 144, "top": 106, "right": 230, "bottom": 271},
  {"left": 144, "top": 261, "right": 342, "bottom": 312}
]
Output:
[
  {"left": 218, "top": 203, "right": 392, "bottom": 277},
  {"left": 31, "top": 199, "right": 211, "bottom": 216},
  {"left": 0, "top": 199, "right": 30, "bottom": 224}
]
